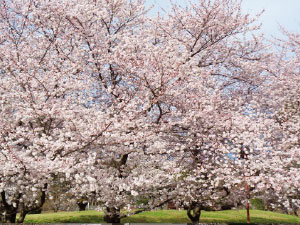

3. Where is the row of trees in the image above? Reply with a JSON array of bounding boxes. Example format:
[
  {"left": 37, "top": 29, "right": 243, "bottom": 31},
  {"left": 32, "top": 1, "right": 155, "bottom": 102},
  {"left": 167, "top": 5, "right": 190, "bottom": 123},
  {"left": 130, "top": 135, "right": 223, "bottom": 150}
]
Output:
[{"left": 0, "top": 0, "right": 299, "bottom": 223}]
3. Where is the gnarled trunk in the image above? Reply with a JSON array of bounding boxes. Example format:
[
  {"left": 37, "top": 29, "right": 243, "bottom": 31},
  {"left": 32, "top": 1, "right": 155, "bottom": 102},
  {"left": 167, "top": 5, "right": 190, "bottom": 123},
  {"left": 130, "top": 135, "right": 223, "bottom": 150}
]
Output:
[
  {"left": 1, "top": 191, "right": 21, "bottom": 223},
  {"left": 3, "top": 208, "right": 17, "bottom": 223},
  {"left": 4, "top": 210, "right": 17, "bottom": 223},
  {"left": 17, "top": 184, "right": 47, "bottom": 223},
  {"left": 104, "top": 207, "right": 121, "bottom": 223},
  {"left": 187, "top": 203, "right": 202, "bottom": 224}
]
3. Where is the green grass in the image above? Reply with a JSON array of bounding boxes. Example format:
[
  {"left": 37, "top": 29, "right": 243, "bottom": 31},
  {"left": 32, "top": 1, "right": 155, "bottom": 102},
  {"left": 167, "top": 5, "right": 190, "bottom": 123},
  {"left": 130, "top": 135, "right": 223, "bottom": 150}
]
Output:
[
  {"left": 24, "top": 210, "right": 103, "bottom": 223},
  {"left": 24, "top": 209, "right": 300, "bottom": 224}
]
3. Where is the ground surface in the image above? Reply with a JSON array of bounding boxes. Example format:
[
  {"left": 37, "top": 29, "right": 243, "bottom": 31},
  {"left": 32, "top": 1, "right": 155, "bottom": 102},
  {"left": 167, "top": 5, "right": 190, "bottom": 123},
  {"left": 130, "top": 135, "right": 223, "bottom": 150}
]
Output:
[{"left": 23, "top": 209, "right": 300, "bottom": 224}]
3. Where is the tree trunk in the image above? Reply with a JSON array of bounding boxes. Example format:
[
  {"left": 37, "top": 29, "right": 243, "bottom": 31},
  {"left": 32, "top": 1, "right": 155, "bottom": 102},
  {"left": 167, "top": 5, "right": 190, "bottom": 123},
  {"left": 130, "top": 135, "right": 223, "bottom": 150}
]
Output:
[
  {"left": 1, "top": 191, "right": 20, "bottom": 223},
  {"left": 187, "top": 203, "right": 202, "bottom": 224},
  {"left": 4, "top": 211, "right": 17, "bottom": 223},
  {"left": 17, "top": 184, "right": 47, "bottom": 223},
  {"left": 104, "top": 207, "right": 121, "bottom": 223},
  {"left": 77, "top": 202, "right": 88, "bottom": 211},
  {"left": 245, "top": 182, "right": 250, "bottom": 224},
  {"left": 17, "top": 211, "right": 27, "bottom": 223},
  {"left": 2, "top": 203, "right": 17, "bottom": 223},
  {"left": 16, "top": 203, "right": 28, "bottom": 223}
]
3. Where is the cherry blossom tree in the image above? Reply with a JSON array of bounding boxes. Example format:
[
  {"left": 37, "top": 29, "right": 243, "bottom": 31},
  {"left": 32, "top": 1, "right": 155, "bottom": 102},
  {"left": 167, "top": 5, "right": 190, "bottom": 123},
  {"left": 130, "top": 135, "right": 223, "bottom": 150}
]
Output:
[
  {"left": 1, "top": 0, "right": 298, "bottom": 224},
  {"left": 142, "top": 0, "right": 273, "bottom": 223},
  {"left": 0, "top": 0, "right": 131, "bottom": 222},
  {"left": 252, "top": 29, "right": 300, "bottom": 216},
  {"left": 0, "top": 0, "right": 170, "bottom": 223},
  {"left": 73, "top": 0, "right": 273, "bottom": 222}
]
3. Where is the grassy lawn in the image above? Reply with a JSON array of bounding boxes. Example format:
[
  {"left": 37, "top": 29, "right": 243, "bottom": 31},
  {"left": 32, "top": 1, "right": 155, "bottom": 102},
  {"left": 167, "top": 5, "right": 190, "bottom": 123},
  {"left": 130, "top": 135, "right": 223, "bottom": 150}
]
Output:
[{"left": 24, "top": 209, "right": 300, "bottom": 224}]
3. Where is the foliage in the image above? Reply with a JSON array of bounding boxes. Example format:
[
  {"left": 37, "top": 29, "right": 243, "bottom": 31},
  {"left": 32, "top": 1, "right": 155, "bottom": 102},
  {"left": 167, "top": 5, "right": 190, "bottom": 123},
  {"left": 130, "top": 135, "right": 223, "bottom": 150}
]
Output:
[{"left": 250, "top": 199, "right": 265, "bottom": 211}]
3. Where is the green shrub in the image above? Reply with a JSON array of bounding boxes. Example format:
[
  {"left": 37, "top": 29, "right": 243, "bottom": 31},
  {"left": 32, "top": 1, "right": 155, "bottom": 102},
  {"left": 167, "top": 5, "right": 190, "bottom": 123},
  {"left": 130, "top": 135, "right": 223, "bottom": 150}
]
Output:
[
  {"left": 250, "top": 198, "right": 264, "bottom": 210},
  {"left": 137, "top": 198, "right": 149, "bottom": 205}
]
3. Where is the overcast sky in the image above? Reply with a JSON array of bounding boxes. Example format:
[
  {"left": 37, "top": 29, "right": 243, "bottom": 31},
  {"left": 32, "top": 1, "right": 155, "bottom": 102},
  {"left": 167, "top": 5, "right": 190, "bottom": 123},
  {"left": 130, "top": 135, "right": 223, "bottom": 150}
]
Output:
[{"left": 145, "top": 0, "right": 300, "bottom": 38}]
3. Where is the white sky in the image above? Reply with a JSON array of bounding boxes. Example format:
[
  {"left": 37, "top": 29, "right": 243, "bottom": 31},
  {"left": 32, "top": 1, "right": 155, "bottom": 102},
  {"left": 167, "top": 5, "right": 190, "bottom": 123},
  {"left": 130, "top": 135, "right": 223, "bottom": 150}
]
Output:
[{"left": 146, "top": 0, "right": 300, "bottom": 38}]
